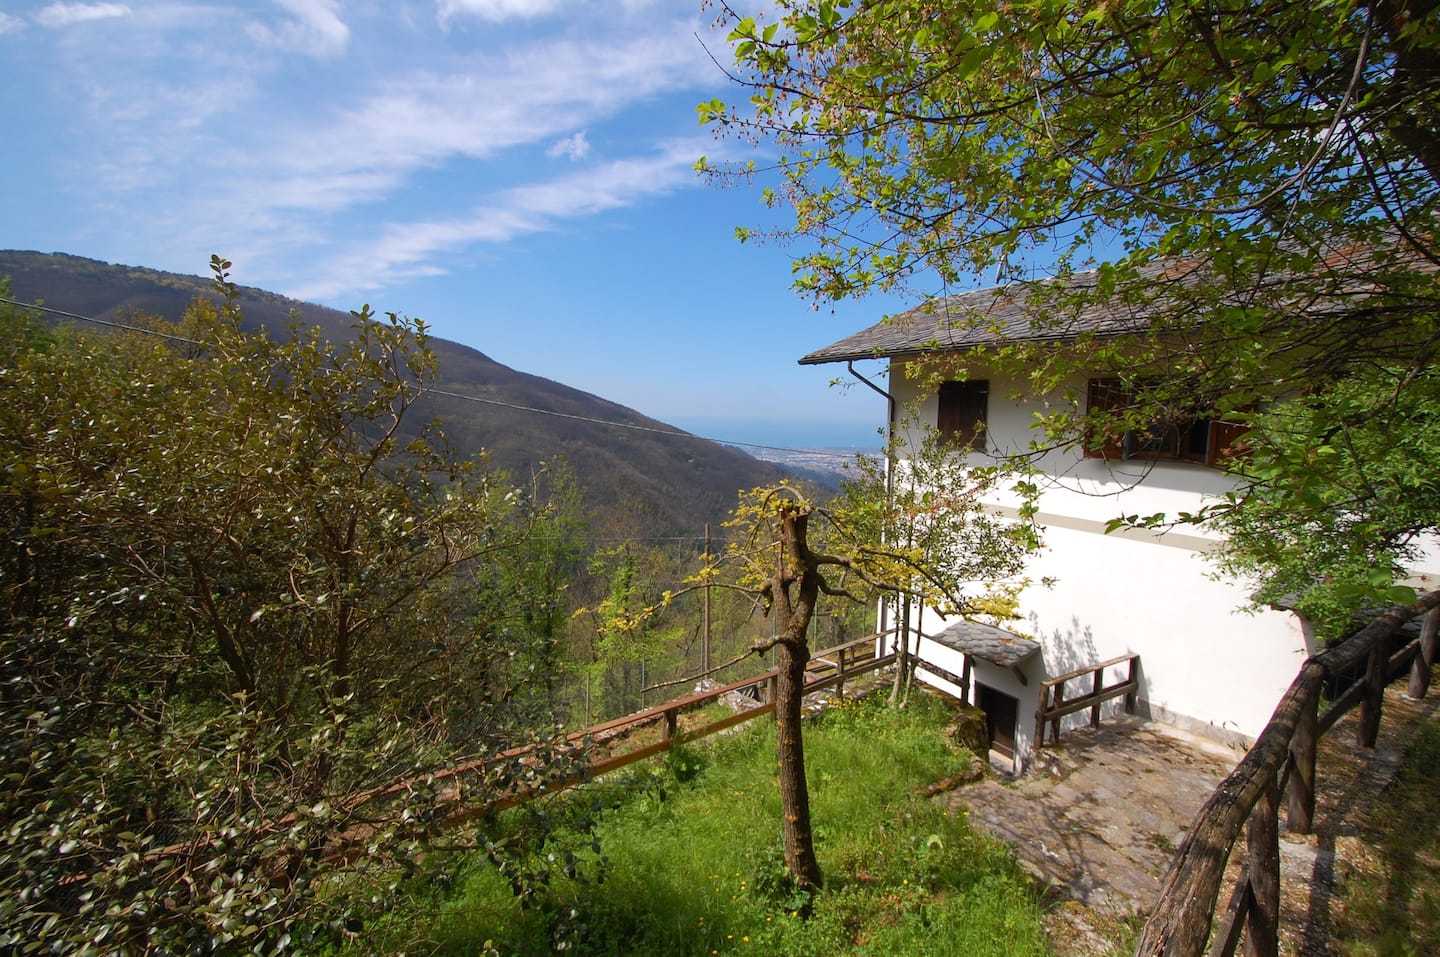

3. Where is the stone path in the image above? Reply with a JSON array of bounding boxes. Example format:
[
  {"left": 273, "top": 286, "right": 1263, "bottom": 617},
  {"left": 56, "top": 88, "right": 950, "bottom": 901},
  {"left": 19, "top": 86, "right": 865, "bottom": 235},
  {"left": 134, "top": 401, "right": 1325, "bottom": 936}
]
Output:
[
  {"left": 936, "top": 683, "right": 1440, "bottom": 956},
  {"left": 938, "top": 716, "right": 1242, "bottom": 919}
]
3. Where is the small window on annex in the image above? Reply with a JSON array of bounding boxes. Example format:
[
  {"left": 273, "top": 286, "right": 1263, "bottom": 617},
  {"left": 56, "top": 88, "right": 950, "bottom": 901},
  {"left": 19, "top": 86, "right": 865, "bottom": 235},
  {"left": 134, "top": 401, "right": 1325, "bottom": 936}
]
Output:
[
  {"left": 1084, "top": 378, "right": 1245, "bottom": 466},
  {"left": 937, "top": 380, "right": 989, "bottom": 452}
]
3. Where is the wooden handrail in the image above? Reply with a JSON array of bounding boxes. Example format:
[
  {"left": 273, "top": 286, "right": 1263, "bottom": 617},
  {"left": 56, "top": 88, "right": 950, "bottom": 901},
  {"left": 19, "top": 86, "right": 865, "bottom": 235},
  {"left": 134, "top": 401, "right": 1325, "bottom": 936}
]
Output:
[
  {"left": 416, "top": 633, "right": 897, "bottom": 824},
  {"left": 1034, "top": 652, "right": 1140, "bottom": 749},
  {"left": 98, "top": 634, "right": 899, "bottom": 884},
  {"left": 1135, "top": 594, "right": 1440, "bottom": 957}
]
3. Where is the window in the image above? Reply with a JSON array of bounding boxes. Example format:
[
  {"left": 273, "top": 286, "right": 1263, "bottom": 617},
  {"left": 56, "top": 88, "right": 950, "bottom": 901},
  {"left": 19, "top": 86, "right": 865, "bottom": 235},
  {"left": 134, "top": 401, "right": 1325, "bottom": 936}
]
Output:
[
  {"left": 1085, "top": 378, "right": 1245, "bottom": 466},
  {"left": 938, "top": 380, "right": 988, "bottom": 452}
]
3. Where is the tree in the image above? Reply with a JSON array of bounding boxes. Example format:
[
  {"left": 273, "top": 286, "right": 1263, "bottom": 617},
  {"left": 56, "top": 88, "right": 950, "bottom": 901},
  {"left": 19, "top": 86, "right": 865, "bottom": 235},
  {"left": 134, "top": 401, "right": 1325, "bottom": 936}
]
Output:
[
  {"left": 0, "top": 262, "right": 584, "bottom": 952},
  {"left": 1204, "top": 363, "right": 1440, "bottom": 636},
  {"left": 699, "top": 460, "right": 1038, "bottom": 892},
  {"left": 701, "top": 0, "right": 1440, "bottom": 611},
  {"left": 834, "top": 423, "right": 1042, "bottom": 705}
]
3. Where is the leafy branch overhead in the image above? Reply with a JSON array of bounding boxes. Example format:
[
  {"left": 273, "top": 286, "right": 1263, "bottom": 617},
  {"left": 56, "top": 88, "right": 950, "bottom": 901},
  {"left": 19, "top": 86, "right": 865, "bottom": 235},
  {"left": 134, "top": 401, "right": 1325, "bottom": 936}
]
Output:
[{"left": 706, "top": 0, "right": 1440, "bottom": 625}]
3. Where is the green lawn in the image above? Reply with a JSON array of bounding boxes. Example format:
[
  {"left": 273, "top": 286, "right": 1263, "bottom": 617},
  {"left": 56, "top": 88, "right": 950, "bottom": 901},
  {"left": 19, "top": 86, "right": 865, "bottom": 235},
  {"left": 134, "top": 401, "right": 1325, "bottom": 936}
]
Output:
[{"left": 360, "top": 692, "right": 1049, "bottom": 956}]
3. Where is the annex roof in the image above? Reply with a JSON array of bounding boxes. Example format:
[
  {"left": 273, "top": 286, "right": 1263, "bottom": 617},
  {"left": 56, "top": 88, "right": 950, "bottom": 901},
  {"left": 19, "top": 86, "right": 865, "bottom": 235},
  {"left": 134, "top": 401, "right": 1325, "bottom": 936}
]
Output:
[{"left": 931, "top": 620, "right": 1041, "bottom": 669}]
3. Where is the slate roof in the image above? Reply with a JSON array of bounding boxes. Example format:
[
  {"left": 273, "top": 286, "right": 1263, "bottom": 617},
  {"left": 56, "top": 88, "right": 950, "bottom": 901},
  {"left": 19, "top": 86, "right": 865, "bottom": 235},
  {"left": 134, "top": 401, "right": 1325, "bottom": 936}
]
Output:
[
  {"left": 797, "top": 239, "right": 1430, "bottom": 366},
  {"left": 798, "top": 262, "right": 1180, "bottom": 366},
  {"left": 931, "top": 620, "right": 1041, "bottom": 668}
]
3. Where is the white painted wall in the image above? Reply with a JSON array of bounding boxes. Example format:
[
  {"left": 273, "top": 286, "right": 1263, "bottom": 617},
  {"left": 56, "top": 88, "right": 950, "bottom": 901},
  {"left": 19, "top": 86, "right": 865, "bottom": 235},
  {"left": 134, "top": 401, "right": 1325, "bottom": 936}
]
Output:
[{"left": 887, "top": 360, "right": 1313, "bottom": 755}]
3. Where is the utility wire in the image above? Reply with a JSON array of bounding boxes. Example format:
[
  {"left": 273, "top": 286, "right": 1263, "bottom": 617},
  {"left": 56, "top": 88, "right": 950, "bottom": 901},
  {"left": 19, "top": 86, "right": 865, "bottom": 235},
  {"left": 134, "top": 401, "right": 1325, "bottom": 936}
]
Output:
[
  {"left": 0, "top": 295, "right": 203, "bottom": 346},
  {"left": 0, "top": 295, "right": 871, "bottom": 461}
]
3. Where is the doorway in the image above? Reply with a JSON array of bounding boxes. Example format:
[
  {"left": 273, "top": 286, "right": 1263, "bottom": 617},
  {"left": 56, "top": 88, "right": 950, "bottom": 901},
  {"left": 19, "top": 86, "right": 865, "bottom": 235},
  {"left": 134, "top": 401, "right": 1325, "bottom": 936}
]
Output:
[{"left": 976, "top": 683, "right": 1020, "bottom": 759}]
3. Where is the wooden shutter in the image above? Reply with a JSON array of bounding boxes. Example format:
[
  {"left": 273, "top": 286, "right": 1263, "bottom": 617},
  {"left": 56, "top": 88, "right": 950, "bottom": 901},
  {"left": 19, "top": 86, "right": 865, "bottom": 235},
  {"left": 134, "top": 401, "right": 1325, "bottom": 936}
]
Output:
[
  {"left": 938, "top": 380, "right": 989, "bottom": 452},
  {"left": 1206, "top": 418, "right": 1250, "bottom": 466},
  {"left": 1085, "top": 378, "right": 1127, "bottom": 460}
]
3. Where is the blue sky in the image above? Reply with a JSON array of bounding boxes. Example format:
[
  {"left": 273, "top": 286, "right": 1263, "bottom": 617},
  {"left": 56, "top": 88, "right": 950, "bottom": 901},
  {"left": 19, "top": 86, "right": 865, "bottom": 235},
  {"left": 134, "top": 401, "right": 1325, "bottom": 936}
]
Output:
[{"left": 0, "top": 0, "right": 903, "bottom": 449}]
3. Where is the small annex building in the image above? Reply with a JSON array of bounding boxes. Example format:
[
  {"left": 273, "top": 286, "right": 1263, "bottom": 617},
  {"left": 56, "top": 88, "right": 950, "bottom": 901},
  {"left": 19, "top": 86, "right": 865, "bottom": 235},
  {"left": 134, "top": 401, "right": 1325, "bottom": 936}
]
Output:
[{"left": 801, "top": 272, "right": 1339, "bottom": 773}]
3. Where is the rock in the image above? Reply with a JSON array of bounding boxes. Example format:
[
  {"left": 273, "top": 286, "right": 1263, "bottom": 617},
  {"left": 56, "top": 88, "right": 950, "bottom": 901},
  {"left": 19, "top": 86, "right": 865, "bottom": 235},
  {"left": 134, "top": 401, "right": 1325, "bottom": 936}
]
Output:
[{"left": 946, "top": 702, "right": 991, "bottom": 757}]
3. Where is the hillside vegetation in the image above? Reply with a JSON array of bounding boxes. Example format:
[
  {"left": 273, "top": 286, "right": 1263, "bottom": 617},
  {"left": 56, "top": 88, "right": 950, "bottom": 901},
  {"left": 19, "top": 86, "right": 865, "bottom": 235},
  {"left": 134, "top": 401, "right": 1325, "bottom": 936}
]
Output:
[{"left": 0, "top": 268, "right": 877, "bottom": 953}]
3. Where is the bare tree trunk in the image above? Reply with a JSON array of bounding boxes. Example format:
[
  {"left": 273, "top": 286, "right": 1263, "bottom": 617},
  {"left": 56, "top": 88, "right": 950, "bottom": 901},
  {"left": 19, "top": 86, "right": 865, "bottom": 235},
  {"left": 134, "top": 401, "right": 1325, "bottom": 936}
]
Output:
[
  {"left": 890, "top": 596, "right": 914, "bottom": 708},
  {"left": 775, "top": 632, "right": 821, "bottom": 890},
  {"left": 773, "top": 506, "right": 824, "bottom": 892},
  {"left": 889, "top": 596, "right": 908, "bottom": 706}
]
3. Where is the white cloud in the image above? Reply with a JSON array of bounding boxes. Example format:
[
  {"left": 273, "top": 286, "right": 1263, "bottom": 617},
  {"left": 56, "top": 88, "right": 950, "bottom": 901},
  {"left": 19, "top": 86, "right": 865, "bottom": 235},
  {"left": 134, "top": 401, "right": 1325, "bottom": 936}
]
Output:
[
  {"left": 248, "top": 0, "right": 349, "bottom": 57},
  {"left": 546, "top": 131, "right": 590, "bottom": 161},
  {"left": 9, "top": 4, "right": 728, "bottom": 302},
  {"left": 437, "top": 0, "right": 565, "bottom": 23},
  {"left": 248, "top": 27, "right": 709, "bottom": 214},
  {"left": 35, "top": 2, "right": 131, "bottom": 28},
  {"left": 288, "top": 140, "right": 706, "bottom": 299},
  {"left": 0, "top": 12, "right": 26, "bottom": 33}
]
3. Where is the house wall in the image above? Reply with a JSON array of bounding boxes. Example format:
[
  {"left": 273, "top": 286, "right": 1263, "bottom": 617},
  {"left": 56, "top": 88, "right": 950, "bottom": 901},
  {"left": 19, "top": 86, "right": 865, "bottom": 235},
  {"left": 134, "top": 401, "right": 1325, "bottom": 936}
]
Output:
[{"left": 888, "top": 361, "right": 1312, "bottom": 753}]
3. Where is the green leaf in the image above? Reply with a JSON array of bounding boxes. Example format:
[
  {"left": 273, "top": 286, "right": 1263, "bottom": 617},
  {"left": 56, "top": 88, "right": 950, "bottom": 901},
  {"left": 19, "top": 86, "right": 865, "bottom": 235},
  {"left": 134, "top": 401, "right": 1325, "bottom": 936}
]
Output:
[{"left": 1386, "top": 585, "right": 1419, "bottom": 605}]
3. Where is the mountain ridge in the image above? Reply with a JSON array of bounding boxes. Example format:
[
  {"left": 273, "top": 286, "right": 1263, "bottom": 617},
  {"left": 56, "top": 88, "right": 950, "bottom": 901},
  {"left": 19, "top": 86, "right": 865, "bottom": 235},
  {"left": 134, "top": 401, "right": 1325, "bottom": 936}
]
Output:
[{"left": 0, "top": 250, "right": 791, "bottom": 536}]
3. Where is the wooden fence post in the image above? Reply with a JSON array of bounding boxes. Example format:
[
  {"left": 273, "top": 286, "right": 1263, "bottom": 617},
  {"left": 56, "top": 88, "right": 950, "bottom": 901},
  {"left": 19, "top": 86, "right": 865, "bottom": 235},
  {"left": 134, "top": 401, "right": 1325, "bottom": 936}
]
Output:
[
  {"left": 662, "top": 708, "right": 678, "bottom": 743},
  {"left": 836, "top": 645, "right": 847, "bottom": 701},
  {"left": 1034, "top": 685, "right": 1048, "bottom": 754},
  {"left": 1409, "top": 607, "right": 1438, "bottom": 699},
  {"left": 1358, "top": 631, "right": 1389, "bottom": 748},
  {"left": 1287, "top": 695, "right": 1318, "bottom": 835},
  {"left": 1050, "top": 681, "right": 1065, "bottom": 746},
  {"left": 1244, "top": 774, "right": 1281, "bottom": 957},
  {"left": 1124, "top": 656, "right": 1138, "bottom": 714},
  {"left": 1090, "top": 666, "right": 1102, "bottom": 728}
]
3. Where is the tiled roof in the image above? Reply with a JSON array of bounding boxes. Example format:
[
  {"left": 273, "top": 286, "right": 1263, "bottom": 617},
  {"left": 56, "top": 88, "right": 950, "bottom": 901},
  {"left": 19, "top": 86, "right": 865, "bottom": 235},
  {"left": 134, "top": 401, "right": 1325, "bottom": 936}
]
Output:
[
  {"left": 798, "top": 264, "right": 1175, "bottom": 366},
  {"left": 931, "top": 620, "right": 1041, "bottom": 668},
  {"left": 798, "top": 240, "right": 1429, "bottom": 366}
]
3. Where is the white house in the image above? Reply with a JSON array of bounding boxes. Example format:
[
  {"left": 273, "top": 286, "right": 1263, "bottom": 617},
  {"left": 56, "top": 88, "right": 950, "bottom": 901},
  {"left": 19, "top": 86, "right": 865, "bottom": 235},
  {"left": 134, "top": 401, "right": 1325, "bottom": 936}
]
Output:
[{"left": 801, "top": 279, "right": 1329, "bottom": 773}]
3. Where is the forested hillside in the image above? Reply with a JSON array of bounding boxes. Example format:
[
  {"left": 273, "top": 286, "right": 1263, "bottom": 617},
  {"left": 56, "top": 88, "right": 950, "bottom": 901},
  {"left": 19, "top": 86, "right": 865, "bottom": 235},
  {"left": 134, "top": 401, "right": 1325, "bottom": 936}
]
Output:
[{"left": 0, "top": 250, "right": 788, "bottom": 536}]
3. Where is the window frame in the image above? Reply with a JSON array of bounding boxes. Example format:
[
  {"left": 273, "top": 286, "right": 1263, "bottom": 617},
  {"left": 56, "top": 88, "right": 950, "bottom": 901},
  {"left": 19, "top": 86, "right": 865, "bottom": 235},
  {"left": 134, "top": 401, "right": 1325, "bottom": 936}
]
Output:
[{"left": 1084, "top": 378, "right": 1245, "bottom": 467}]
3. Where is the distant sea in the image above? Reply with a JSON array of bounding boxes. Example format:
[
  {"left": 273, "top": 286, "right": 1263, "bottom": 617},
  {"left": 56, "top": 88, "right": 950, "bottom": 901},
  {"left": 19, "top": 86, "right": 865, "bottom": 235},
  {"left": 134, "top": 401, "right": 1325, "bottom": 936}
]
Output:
[{"left": 667, "top": 417, "right": 885, "bottom": 453}]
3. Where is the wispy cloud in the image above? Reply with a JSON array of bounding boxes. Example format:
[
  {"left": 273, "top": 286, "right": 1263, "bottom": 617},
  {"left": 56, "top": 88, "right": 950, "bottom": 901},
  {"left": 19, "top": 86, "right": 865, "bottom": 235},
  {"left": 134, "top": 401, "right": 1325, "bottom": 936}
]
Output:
[
  {"left": 247, "top": 0, "right": 349, "bottom": 57},
  {"left": 289, "top": 140, "right": 708, "bottom": 299},
  {"left": 238, "top": 26, "right": 711, "bottom": 214},
  {"left": 4, "top": 3, "right": 735, "bottom": 305},
  {"left": 0, "top": 13, "right": 25, "bottom": 33},
  {"left": 35, "top": 2, "right": 131, "bottom": 28},
  {"left": 437, "top": 0, "right": 565, "bottom": 23},
  {"left": 546, "top": 131, "right": 590, "bottom": 161}
]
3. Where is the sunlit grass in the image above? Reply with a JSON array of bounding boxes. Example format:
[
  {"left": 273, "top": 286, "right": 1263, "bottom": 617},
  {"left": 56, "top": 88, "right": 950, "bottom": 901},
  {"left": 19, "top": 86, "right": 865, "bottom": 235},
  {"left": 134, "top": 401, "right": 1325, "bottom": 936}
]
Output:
[
  {"left": 1332, "top": 719, "right": 1440, "bottom": 957},
  {"left": 366, "top": 692, "right": 1047, "bottom": 956}
]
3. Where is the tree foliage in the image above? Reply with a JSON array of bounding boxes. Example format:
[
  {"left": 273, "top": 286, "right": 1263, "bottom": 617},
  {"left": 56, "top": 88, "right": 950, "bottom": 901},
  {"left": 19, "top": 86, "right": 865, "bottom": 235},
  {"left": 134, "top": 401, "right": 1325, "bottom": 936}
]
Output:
[
  {"left": 1206, "top": 364, "right": 1440, "bottom": 635},
  {"left": 703, "top": 0, "right": 1440, "bottom": 612},
  {"left": 690, "top": 449, "right": 1038, "bottom": 890},
  {"left": 0, "top": 264, "right": 585, "bottom": 952}
]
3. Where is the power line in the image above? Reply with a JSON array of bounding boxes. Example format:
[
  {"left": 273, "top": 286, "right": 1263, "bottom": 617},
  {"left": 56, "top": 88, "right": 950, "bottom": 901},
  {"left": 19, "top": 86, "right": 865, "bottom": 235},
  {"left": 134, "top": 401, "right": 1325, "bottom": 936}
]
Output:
[
  {"left": 0, "top": 294, "right": 869, "bottom": 462},
  {"left": 0, "top": 295, "right": 203, "bottom": 346}
]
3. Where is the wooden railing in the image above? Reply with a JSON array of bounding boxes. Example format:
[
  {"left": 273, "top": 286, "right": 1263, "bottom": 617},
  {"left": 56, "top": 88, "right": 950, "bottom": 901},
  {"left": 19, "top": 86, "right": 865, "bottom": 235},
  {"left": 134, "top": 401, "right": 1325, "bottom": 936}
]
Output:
[
  {"left": 431, "top": 632, "right": 897, "bottom": 825},
  {"left": 1135, "top": 596, "right": 1440, "bottom": 957},
  {"left": 111, "top": 634, "right": 900, "bottom": 880},
  {"left": 1033, "top": 653, "right": 1140, "bottom": 750}
]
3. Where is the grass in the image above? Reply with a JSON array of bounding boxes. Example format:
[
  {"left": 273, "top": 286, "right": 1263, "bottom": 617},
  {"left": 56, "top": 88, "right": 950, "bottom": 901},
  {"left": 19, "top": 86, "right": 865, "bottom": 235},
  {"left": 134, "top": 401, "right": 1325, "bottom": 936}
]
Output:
[
  {"left": 360, "top": 692, "right": 1048, "bottom": 956},
  {"left": 1331, "top": 719, "right": 1440, "bottom": 957}
]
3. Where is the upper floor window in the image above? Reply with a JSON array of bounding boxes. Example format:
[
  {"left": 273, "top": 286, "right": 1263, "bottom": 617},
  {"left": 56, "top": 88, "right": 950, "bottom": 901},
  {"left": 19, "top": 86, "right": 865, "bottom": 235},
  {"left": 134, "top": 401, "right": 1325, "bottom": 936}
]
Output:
[
  {"left": 938, "top": 380, "right": 989, "bottom": 452},
  {"left": 1085, "top": 378, "right": 1245, "bottom": 466}
]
